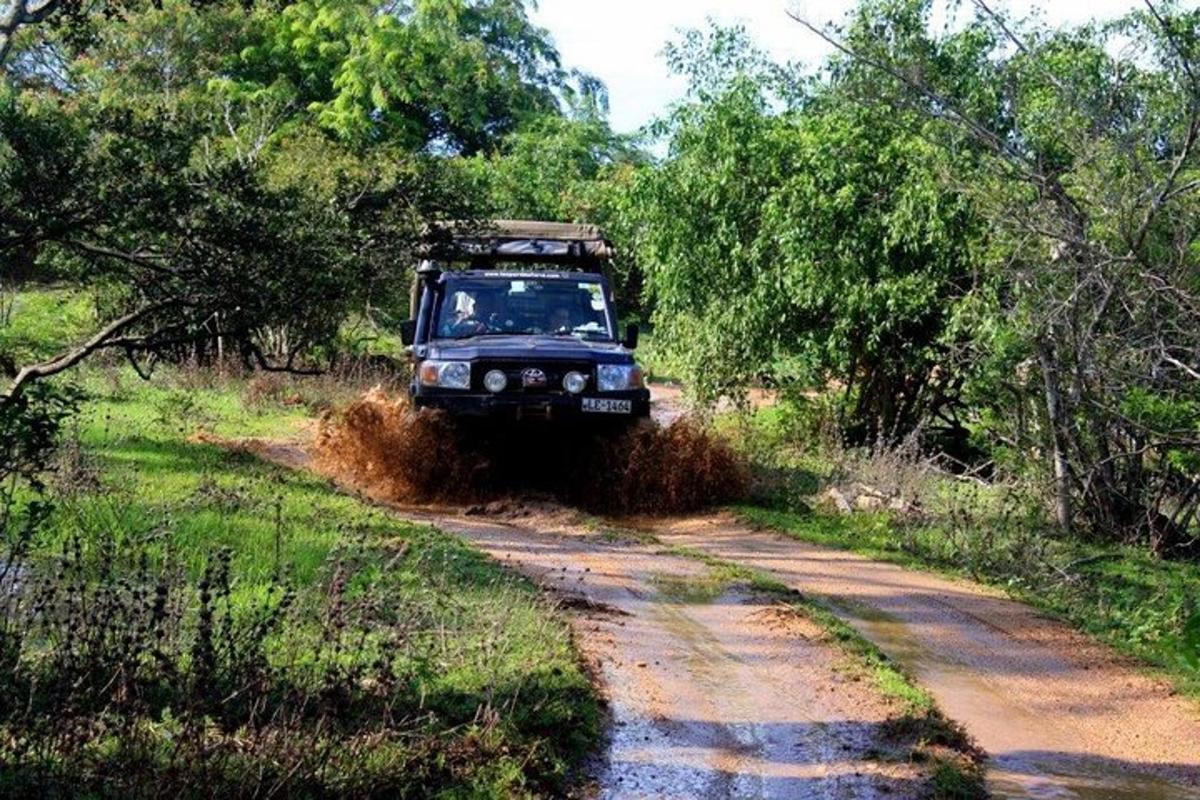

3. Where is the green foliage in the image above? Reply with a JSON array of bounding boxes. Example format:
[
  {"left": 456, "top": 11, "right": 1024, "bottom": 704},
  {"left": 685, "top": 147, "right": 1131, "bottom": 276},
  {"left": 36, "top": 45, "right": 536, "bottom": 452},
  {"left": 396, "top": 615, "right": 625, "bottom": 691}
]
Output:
[
  {"left": 633, "top": 2, "right": 1200, "bottom": 551},
  {"left": 239, "top": 0, "right": 586, "bottom": 151},
  {"left": 828, "top": 1, "right": 1200, "bottom": 548},
  {"left": 0, "top": 381, "right": 80, "bottom": 491},
  {"left": 465, "top": 115, "right": 633, "bottom": 220},
  {"left": 3, "top": 0, "right": 605, "bottom": 391},
  {"left": 464, "top": 113, "right": 649, "bottom": 307},
  {"left": 629, "top": 52, "right": 979, "bottom": 442},
  {"left": 0, "top": 369, "right": 598, "bottom": 796},
  {"left": 0, "top": 287, "right": 95, "bottom": 364},
  {"left": 1121, "top": 388, "right": 1200, "bottom": 473},
  {"left": 1172, "top": 611, "right": 1200, "bottom": 672}
]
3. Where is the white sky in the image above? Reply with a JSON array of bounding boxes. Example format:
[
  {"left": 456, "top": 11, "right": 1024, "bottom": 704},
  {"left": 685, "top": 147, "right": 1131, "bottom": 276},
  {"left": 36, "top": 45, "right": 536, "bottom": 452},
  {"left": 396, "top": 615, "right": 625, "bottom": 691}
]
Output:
[{"left": 530, "top": 0, "right": 1154, "bottom": 133}]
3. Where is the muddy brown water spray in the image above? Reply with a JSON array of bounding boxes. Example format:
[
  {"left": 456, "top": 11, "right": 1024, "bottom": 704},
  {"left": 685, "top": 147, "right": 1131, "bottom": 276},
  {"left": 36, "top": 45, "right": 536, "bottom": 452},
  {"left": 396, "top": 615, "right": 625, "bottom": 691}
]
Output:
[{"left": 313, "top": 388, "right": 747, "bottom": 514}]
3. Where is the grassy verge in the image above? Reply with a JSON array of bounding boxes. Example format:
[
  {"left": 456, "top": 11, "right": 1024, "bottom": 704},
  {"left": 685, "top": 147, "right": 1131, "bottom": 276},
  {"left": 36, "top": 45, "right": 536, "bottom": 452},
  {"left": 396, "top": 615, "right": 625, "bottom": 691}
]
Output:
[
  {"left": 731, "top": 402, "right": 1200, "bottom": 701},
  {"left": 3, "top": 369, "right": 599, "bottom": 798},
  {"left": 740, "top": 504, "right": 1200, "bottom": 696}
]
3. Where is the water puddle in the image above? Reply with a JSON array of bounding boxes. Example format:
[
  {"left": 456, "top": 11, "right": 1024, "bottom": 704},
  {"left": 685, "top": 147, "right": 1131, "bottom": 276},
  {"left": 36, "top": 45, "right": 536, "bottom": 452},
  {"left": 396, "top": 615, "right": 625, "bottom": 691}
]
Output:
[
  {"left": 989, "top": 759, "right": 1200, "bottom": 800},
  {"left": 820, "top": 596, "right": 1200, "bottom": 800},
  {"left": 597, "top": 592, "right": 757, "bottom": 798}
]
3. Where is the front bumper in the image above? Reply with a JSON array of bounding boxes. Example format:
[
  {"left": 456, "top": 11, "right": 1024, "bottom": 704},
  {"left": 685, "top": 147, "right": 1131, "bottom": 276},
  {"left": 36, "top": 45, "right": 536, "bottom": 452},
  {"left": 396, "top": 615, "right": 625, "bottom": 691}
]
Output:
[{"left": 413, "top": 387, "right": 651, "bottom": 421}]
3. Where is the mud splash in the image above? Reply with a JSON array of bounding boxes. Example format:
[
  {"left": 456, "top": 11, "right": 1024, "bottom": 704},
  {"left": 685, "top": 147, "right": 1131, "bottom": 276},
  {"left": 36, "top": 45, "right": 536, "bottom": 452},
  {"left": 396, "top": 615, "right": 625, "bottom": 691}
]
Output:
[{"left": 313, "top": 388, "right": 746, "bottom": 514}]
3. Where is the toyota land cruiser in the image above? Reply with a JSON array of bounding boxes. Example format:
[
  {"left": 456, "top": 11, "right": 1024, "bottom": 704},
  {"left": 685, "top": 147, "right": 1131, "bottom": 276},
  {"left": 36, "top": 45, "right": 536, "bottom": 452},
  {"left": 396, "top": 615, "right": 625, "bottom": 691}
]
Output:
[{"left": 400, "top": 220, "right": 650, "bottom": 423}]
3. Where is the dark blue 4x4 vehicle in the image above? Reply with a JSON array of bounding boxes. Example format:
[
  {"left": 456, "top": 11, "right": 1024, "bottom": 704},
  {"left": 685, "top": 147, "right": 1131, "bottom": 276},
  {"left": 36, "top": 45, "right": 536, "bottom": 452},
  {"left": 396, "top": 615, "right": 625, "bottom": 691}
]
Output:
[{"left": 400, "top": 221, "right": 650, "bottom": 423}]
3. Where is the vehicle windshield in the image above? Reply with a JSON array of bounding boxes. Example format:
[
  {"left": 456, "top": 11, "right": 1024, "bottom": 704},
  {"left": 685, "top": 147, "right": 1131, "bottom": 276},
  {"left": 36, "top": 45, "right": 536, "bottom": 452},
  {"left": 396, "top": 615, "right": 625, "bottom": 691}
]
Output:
[{"left": 435, "top": 277, "right": 614, "bottom": 341}]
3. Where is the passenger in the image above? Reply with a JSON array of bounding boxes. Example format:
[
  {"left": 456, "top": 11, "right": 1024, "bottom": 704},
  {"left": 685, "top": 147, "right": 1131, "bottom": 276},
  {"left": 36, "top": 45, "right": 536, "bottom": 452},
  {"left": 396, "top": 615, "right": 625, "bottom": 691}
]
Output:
[{"left": 548, "top": 307, "right": 572, "bottom": 333}]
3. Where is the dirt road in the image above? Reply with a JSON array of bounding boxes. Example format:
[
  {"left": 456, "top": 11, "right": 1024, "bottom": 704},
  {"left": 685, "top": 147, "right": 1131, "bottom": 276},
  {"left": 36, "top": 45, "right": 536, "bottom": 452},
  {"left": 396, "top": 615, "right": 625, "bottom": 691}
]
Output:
[
  {"left": 647, "top": 383, "right": 776, "bottom": 426},
  {"left": 242, "top": 441, "right": 940, "bottom": 796},
  {"left": 651, "top": 514, "right": 1200, "bottom": 800},
  {"left": 241, "top": 438, "right": 1200, "bottom": 799},
  {"left": 408, "top": 507, "right": 933, "bottom": 798}
]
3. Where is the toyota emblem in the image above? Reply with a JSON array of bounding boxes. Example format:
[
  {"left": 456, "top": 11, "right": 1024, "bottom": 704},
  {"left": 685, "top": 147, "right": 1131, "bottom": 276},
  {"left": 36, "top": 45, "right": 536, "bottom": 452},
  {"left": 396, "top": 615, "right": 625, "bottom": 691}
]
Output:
[{"left": 521, "top": 368, "right": 547, "bottom": 388}]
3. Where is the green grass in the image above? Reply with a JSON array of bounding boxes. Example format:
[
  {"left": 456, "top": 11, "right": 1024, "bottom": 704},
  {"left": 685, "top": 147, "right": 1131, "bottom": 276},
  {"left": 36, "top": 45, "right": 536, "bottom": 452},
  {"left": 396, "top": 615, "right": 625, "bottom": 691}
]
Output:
[
  {"left": 0, "top": 284, "right": 97, "bottom": 363},
  {"left": 728, "top": 397, "right": 1200, "bottom": 701},
  {"left": 649, "top": 569, "right": 737, "bottom": 603},
  {"left": 79, "top": 369, "right": 315, "bottom": 440},
  {"left": 16, "top": 368, "right": 600, "bottom": 796}
]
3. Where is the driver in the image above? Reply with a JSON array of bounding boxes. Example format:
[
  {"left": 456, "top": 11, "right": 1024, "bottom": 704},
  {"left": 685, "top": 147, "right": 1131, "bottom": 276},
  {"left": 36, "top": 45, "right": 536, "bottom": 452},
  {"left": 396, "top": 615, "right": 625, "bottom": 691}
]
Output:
[{"left": 453, "top": 291, "right": 505, "bottom": 334}]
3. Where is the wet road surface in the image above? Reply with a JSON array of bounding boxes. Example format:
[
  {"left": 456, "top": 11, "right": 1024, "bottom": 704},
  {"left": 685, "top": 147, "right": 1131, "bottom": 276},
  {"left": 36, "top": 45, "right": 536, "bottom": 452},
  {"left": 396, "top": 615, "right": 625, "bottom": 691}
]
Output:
[
  {"left": 240, "top": 437, "right": 1200, "bottom": 798},
  {"left": 651, "top": 513, "right": 1200, "bottom": 800}
]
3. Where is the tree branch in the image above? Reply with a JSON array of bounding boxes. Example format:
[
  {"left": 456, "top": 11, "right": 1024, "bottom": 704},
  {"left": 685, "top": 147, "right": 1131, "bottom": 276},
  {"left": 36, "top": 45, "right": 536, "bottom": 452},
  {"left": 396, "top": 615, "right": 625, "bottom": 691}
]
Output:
[
  {"left": 246, "top": 342, "right": 323, "bottom": 376},
  {"left": 787, "top": 10, "right": 1027, "bottom": 166},
  {"left": 1, "top": 300, "right": 177, "bottom": 404},
  {"left": 68, "top": 240, "right": 177, "bottom": 276},
  {"left": 972, "top": 0, "right": 1072, "bottom": 99},
  {"left": 0, "top": 0, "right": 60, "bottom": 66},
  {"left": 1127, "top": 2, "right": 1200, "bottom": 253}
]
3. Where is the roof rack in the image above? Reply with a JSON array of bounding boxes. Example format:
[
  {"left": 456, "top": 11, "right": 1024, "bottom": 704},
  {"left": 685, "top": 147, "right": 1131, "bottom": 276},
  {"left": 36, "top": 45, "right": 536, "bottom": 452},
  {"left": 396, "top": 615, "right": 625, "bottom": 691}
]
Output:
[{"left": 421, "top": 219, "right": 615, "bottom": 265}]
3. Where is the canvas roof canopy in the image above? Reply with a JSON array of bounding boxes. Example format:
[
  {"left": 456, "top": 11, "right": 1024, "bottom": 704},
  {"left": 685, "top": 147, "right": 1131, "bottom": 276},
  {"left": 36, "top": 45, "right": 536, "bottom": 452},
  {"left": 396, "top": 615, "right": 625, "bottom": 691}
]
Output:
[{"left": 422, "top": 219, "right": 615, "bottom": 263}]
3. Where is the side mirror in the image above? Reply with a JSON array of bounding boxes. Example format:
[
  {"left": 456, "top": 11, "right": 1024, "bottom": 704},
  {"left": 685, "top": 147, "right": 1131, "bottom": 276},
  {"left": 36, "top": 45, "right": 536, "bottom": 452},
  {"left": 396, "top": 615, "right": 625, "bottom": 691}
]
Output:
[
  {"left": 399, "top": 319, "right": 416, "bottom": 347},
  {"left": 622, "top": 323, "right": 639, "bottom": 350}
]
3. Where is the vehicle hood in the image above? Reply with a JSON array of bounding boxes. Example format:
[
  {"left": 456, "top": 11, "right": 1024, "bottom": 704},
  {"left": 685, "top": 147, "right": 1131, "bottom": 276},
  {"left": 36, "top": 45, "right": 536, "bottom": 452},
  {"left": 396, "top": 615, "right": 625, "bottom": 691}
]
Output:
[{"left": 423, "top": 335, "right": 634, "bottom": 363}]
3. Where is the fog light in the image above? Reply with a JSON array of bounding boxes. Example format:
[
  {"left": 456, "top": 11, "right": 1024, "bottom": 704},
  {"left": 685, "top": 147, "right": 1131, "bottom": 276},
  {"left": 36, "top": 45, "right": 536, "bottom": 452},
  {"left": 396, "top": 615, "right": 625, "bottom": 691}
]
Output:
[
  {"left": 563, "top": 371, "right": 587, "bottom": 395},
  {"left": 484, "top": 369, "right": 508, "bottom": 393}
]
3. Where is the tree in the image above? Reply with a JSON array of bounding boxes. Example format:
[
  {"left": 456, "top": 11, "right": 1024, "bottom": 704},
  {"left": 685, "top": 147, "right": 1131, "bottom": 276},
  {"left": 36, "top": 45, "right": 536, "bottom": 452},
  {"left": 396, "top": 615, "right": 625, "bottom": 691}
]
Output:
[
  {"left": 629, "top": 25, "right": 980, "bottom": 446},
  {"left": 463, "top": 112, "right": 648, "bottom": 308},
  {"left": 233, "top": 0, "right": 600, "bottom": 153},
  {"left": 2, "top": 0, "right": 604, "bottom": 399},
  {"left": 0, "top": 0, "right": 57, "bottom": 65},
  {"left": 791, "top": 0, "right": 1200, "bottom": 552},
  {"left": 1, "top": 0, "right": 480, "bottom": 405}
]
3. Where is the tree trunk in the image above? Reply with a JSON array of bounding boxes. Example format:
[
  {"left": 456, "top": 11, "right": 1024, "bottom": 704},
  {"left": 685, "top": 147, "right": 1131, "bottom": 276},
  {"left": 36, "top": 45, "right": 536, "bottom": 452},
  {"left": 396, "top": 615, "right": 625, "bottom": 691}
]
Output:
[{"left": 1036, "top": 338, "right": 1073, "bottom": 532}]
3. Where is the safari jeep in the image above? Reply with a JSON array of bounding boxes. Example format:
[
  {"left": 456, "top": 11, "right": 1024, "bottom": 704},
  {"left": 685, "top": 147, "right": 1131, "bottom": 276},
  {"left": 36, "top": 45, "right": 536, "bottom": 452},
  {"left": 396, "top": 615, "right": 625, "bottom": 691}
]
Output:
[{"left": 400, "top": 220, "right": 650, "bottom": 423}]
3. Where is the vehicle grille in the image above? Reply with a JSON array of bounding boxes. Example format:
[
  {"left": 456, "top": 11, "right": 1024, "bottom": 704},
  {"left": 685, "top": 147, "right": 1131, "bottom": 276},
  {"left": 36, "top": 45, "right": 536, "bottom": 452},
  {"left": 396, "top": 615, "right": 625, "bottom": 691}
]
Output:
[{"left": 471, "top": 360, "right": 595, "bottom": 394}]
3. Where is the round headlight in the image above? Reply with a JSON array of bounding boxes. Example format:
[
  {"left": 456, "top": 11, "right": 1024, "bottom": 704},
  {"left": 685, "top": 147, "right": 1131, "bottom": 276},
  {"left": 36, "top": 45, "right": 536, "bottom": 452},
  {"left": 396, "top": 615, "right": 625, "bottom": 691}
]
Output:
[
  {"left": 563, "top": 371, "right": 587, "bottom": 395},
  {"left": 484, "top": 369, "right": 508, "bottom": 393},
  {"left": 440, "top": 361, "right": 471, "bottom": 390}
]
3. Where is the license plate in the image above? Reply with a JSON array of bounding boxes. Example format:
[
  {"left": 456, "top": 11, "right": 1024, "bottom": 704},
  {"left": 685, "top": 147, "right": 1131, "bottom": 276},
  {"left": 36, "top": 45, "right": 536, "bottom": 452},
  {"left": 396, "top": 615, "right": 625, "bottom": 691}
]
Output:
[{"left": 582, "top": 397, "right": 632, "bottom": 414}]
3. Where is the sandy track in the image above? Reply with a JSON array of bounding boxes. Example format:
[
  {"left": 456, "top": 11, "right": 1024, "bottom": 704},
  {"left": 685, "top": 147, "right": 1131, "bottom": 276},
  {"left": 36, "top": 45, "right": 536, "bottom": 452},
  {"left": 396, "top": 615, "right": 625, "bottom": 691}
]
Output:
[
  {"left": 648, "top": 383, "right": 775, "bottom": 426},
  {"left": 235, "top": 436, "right": 1200, "bottom": 798},
  {"left": 650, "top": 513, "right": 1200, "bottom": 800}
]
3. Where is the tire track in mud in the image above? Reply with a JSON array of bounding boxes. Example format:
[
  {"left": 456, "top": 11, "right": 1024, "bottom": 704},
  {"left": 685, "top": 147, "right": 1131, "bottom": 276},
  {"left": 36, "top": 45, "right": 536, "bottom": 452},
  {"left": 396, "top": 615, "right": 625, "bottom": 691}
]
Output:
[
  {"left": 649, "top": 513, "right": 1200, "bottom": 800},
  {"left": 233, "top": 435, "right": 1200, "bottom": 799}
]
